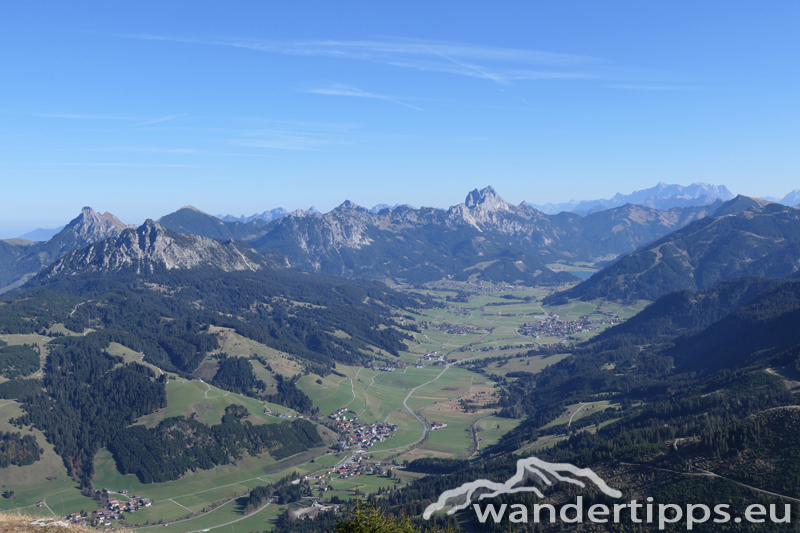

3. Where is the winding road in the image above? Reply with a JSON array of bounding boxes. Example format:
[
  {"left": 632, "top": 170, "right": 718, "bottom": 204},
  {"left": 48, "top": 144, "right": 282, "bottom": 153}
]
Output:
[{"left": 400, "top": 363, "right": 452, "bottom": 447}]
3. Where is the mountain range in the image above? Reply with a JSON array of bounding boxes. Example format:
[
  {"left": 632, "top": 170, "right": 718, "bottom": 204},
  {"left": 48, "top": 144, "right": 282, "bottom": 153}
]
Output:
[
  {"left": 216, "top": 206, "right": 322, "bottom": 224},
  {"left": 158, "top": 186, "right": 722, "bottom": 285},
  {"left": 0, "top": 207, "right": 133, "bottom": 292},
  {"left": 2, "top": 183, "right": 798, "bottom": 297},
  {"left": 763, "top": 188, "right": 800, "bottom": 206},
  {"left": 4, "top": 183, "right": 800, "bottom": 532},
  {"left": 0, "top": 185, "right": 779, "bottom": 293},
  {"left": 39, "top": 219, "right": 279, "bottom": 281},
  {"left": 211, "top": 182, "right": 800, "bottom": 222},
  {"left": 549, "top": 195, "right": 800, "bottom": 303},
  {"left": 525, "top": 182, "right": 736, "bottom": 214}
]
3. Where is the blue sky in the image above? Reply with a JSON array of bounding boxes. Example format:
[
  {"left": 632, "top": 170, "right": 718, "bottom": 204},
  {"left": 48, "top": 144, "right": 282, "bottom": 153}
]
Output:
[{"left": 1, "top": 1, "right": 799, "bottom": 237}]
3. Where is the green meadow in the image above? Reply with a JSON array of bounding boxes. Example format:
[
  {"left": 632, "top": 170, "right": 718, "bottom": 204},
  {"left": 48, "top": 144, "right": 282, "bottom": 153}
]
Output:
[
  {"left": 473, "top": 416, "right": 523, "bottom": 455},
  {"left": 0, "top": 282, "right": 645, "bottom": 532},
  {"left": 135, "top": 379, "right": 295, "bottom": 428}
]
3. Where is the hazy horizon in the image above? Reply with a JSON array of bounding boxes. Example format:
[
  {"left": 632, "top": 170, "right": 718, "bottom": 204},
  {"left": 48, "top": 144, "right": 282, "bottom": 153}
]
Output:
[{"left": 2, "top": 2, "right": 798, "bottom": 237}]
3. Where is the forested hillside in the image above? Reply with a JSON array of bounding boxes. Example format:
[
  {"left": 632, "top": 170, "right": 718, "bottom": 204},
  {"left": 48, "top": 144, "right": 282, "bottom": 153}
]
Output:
[
  {"left": 110, "top": 405, "right": 322, "bottom": 483},
  {"left": 550, "top": 199, "right": 800, "bottom": 303},
  {"left": 0, "top": 251, "right": 429, "bottom": 492},
  {"left": 158, "top": 187, "right": 720, "bottom": 285},
  {"left": 7, "top": 264, "right": 427, "bottom": 374},
  {"left": 275, "top": 275, "right": 800, "bottom": 533},
  {"left": 0, "top": 335, "right": 166, "bottom": 487}
]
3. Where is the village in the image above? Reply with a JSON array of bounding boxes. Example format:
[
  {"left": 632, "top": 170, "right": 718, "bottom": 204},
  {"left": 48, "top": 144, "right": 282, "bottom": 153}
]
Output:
[
  {"left": 516, "top": 312, "right": 624, "bottom": 340},
  {"left": 328, "top": 407, "right": 399, "bottom": 451},
  {"left": 444, "top": 305, "right": 472, "bottom": 317},
  {"left": 54, "top": 490, "right": 152, "bottom": 528},
  {"left": 428, "top": 281, "right": 530, "bottom": 293},
  {"left": 428, "top": 322, "right": 491, "bottom": 335}
]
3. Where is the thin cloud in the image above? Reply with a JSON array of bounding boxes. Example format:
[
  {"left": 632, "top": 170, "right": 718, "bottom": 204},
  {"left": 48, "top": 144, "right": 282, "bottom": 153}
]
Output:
[
  {"left": 123, "top": 35, "right": 598, "bottom": 85},
  {"left": 222, "top": 38, "right": 597, "bottom": 65},
  {"left": 36, "top": 163, "right": 200, "bottom": 168},
  {"left": 606, "top": 84, "right": 691, "bottom": 91},
  {"left": 306, "top": 83, "right": 423, "bottom": 110},
  {"left": 37, "top": 113, "right": 137, "bottom": 120},
  {"left": 215, "top": 153, "right": 274, "bottom": 158},
  {"left": 224, "top": 119, "right": 363, "bottom": 151},
  {"left": 37, "top": 112, "right": 187, "bottom": 125},
  {"left": 136, "top": 114, "right": 185, "bottom": 126},
  {"left": 233, "top": 133, "right": 334, "bottom": 151},
  {"left": 86, "top": 147, "right": 199, "bottom": 154},
  {"left": 427, "top": 48, "right": 509, "bottom": 85}
]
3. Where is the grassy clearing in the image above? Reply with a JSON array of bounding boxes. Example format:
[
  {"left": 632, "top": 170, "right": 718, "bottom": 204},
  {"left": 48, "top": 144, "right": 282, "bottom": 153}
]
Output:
[
  {"left": 0, "top": 333, "right": 53, "bottom": 380},
  {"left": 518, "top": 434, "right": 569, "bottom": 454},
  {"left": 93, "top": 445, "right": 332, "bottom": 508},
  {"left": 540, "top": 400, "right": 618, "bottom": 430},
  {"left": 545, "top": 299, "right": 650, "bottom": 322},
  {"left": 419, "top": 418, "right": 471, "bottom": 457},
  {"left": 596, "top": 300, "right": 651, "bottom": 319},
  {"left": 0, "top": 478, "right": 95, "bottom": 518},
  {"left": 135, "top": 379, "right": 294, "bottom": 428},
  {"left": 135, "top": 499, "right": 284, "bottom": 533},
  {"left": 482, "top": 353, "right": 570, "bottom": 377},
  {"left": 94, "top": 443, "right": 331, "bottom": 528},
  {"left": 0, "top": 401, "right": 67, "bottom": 487},
  {"left": 209, "top": 327, "right": 305, "bottom": 378},
  {"left": 328, "top": 472, "right": 399, "bottom": 494},
  {"left": 404, "top": 367, "right": 475, "bottom": 413},
  {"left": 473, "top": 416, "right": 522, "bottom": 453},
  {"left": 568, "top": 401, "right": 617, "bottom": 424},
  {"left": 128, "top": 500, "right": 190, "bottom": 526},
  {"left": 412, "top": 379, "right": 502, "bottom": 459},
  {"left": 106, "top": 342, "right": 167, "bottom": 378},
  {"left": 0, "top": 334, "right": 53, "bottom": 351},
  {"left": 296, "top": 372, "right": 354, "bottom": 413},
  {"left": 94, "top": 448, "right": 271, "bottom": 506}
]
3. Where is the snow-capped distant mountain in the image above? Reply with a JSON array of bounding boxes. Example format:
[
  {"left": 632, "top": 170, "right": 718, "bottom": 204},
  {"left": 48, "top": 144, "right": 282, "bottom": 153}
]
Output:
[
  {"left": 531, "top": 182, "right": 735, "bottom": 215},
  {"left": 216, "top": 207, "right": 321, "bottom": 224},
  {"left": 780, "top": 190, "right": 800, "bottom": 206},
  {"left": 369, "top": 203, "right": 420, "bottom": 214}
]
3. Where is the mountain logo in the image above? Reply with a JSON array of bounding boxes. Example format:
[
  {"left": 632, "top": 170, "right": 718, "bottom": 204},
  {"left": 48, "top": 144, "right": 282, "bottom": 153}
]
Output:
[{"left": 423, "top": 457, "right": 622, "bottom": 519}]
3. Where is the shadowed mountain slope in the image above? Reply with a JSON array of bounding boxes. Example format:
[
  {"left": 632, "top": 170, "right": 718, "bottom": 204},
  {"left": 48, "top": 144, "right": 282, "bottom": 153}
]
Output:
[
  {"left": 161, "top": 187, "right": 720, "bottom": 285},
  {"left": 0, "top": 207, "right": 133, "bottom": 290},
  {"left": 548, "top": 197, "right": 800, "bottom": 303}
]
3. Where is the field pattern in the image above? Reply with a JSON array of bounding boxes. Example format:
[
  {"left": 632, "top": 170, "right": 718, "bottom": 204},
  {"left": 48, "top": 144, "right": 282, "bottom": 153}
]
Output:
[{"left": 0, "top": 282, "right": 644, "bottom": 532}]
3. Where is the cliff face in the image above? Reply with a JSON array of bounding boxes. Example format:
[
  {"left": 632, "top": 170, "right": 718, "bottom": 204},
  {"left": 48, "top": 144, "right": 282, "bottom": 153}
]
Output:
[
  {"left": 0, "top": 207, "right": 135, "bottom": 290},
  {"left": 245, "top": 186, "right": 720, "bottom": 282},
  {"left": 40, "top": 219, "right": 271, "bottom": 280}
]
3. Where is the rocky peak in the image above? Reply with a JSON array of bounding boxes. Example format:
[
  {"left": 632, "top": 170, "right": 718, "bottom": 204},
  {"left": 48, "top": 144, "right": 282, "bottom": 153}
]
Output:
[
  {"left": 44, "top": 207, "right": 135, "bottom": 255},
  {"left": 179, "top": 205, "right": 209, "bottom": 214},
  {"left": 73, "top": 206, "right": 131, "bottom": 233},
  {"left": 464, "top": 186, "right": 511, "bottom": 212},
  {"left": 41, "top": 219, "right": 270, "bottom": 280},
  {"left": 337, "top": 200, "right": 361, "bottom": 210},
  {"left": 332, "top": 200, "right": 373, "bottom": 217}
]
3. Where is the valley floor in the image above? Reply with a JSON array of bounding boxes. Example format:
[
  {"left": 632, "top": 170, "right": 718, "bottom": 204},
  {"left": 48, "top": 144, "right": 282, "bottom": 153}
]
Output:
[{"left": 0, "top": 279, "right": 649, "bottom": 532}]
